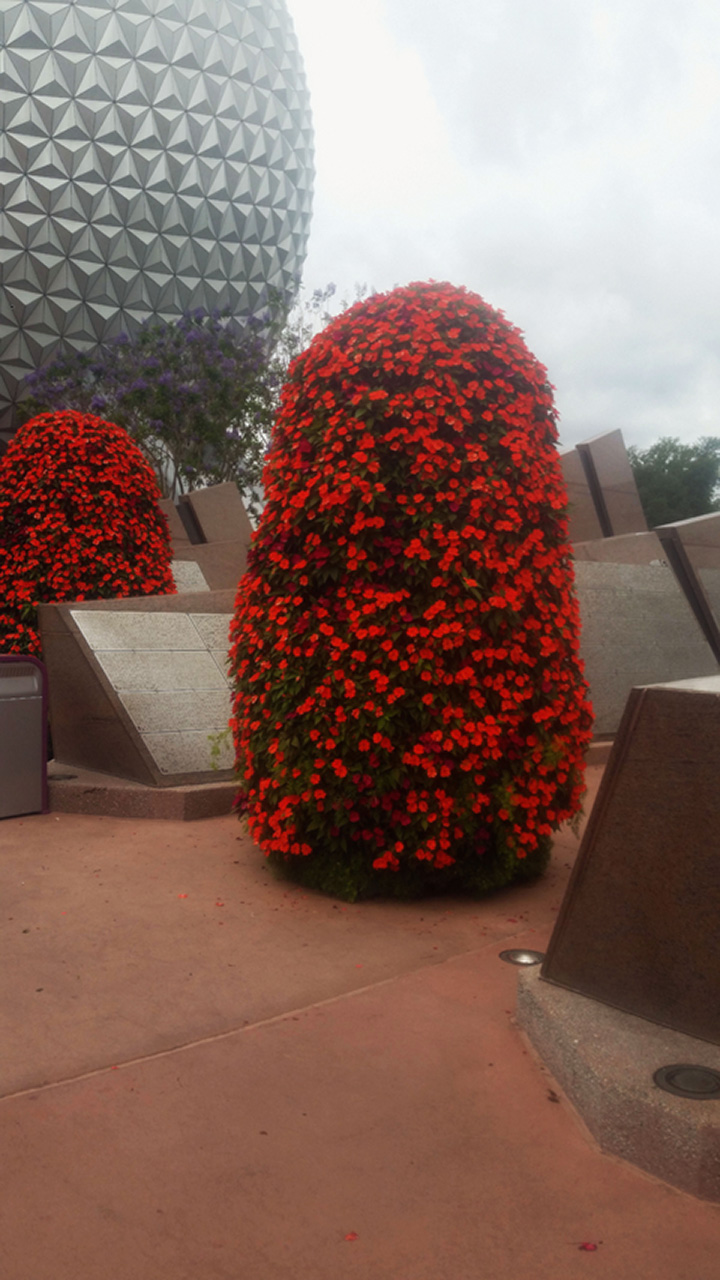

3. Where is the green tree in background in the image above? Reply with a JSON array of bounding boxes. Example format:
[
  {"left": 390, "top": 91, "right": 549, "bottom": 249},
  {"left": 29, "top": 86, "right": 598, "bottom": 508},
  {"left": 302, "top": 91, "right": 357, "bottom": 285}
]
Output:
[{"left": 627, "top": 436, "right": 720, "bottom": 527}]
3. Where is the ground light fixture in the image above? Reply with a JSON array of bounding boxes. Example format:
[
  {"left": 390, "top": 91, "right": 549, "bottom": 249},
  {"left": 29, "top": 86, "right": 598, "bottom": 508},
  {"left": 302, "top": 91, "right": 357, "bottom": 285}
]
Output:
[
  {"left": 653, "top": 1065, "right": 720, "bottom": 1099},
  {"left": 499, "top": 949, "right": 546, "bottom": 966}
]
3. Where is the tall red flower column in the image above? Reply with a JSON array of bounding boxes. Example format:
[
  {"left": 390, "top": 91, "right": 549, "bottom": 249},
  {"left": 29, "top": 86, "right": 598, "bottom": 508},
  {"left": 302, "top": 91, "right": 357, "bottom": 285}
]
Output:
[
  {"left": 0, "top": 410, "right": 176, "bottom": 656},
  {"left": 229, "top": 282, "right": 593, "bottom": 900}
]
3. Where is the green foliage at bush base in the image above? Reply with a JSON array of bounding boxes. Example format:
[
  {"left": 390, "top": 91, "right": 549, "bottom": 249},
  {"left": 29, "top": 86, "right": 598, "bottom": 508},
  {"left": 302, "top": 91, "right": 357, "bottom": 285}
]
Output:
[{"left": 266, "top": 835, "right": 552, "bottom": 903}]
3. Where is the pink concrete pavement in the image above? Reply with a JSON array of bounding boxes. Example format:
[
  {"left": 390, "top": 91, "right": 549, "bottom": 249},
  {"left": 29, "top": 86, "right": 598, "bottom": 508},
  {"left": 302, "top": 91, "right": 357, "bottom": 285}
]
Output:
[{"left": 1, "top": 766, "right": 718, "bottom": 1278}]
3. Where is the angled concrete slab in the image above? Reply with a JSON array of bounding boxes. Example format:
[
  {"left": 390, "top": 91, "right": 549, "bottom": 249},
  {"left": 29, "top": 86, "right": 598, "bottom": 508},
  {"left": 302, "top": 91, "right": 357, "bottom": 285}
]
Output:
[{"left": 39, "top": 591, "right": 236, "bottom": 787}]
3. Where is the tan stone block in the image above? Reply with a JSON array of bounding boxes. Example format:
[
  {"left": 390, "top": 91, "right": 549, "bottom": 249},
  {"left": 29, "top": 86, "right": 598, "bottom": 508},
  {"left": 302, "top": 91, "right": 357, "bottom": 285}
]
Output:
[
  {"left": 71, "top": 610, "right": 203, "bottom": 652},
  {"left": 171, "top": 560, "right": 210, "bottom": 593},
  {"left": 95, "top": 649, "right": 227, "bottom": 693},
  {"left": 141, "top": 730, "right": 235, "bottom": 774},
  {"left": 189, "top": 613, "right": 232, "bottom": 651},
  {"left": 118, "top": 689, "right": 232, "bottom": 734}
]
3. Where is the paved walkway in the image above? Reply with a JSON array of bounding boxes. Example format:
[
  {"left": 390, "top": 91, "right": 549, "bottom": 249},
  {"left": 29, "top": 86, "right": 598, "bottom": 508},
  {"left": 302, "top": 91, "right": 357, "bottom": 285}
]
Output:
[{"left": 1, "top": 767, "right": 718, "bottom": 1279}]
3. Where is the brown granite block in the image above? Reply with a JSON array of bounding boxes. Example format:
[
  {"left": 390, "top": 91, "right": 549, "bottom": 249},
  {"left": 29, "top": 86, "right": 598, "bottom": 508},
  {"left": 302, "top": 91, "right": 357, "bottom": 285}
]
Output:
[
  {"left": 559, "top": 446, "right": 604, "bottom": 544},
  {"left": 158, "top": 497, "right": 192, "bottom": 551},
  {"left": 573, "top": 530, "right": 667, "bottom": 565},
  {"left": 656, "top": 510, "right": 720, "bottom": 570},
  {"left": 184, "top": 482, "right": 254, "bottom": 546},
  {"left": 655, "top": 513, "right": 720, "bottom": 662},
  {"left": 541, "top": 676, "right": 720, "bottom": 1045},
  {"left": 172, "top": 539, "right": 249, "bottom": 590},
  {"left": 578, "top": 429, "right": 648, "bottom": 536}
]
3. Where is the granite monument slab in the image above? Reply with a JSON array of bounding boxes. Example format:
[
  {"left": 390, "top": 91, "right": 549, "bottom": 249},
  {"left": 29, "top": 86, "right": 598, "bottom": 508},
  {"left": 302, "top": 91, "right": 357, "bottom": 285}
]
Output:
[
  {"left": 38, "top": 591, "right": 236, "bottom": 787},
  {"left": 559, "top": 446, "right": 604, "bottom": 544},
  {"left": 577, "top": 429, "right": 648, "bottom": 536},
  {"left": 541, "top": 675, "right": 720, "bottom": 1045}
]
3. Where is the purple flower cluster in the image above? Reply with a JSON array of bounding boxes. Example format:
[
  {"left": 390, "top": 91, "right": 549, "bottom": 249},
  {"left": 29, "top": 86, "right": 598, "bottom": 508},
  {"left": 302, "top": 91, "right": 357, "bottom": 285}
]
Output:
[{"left": 23, "top": 307, "right": 288, "bottom": 506}]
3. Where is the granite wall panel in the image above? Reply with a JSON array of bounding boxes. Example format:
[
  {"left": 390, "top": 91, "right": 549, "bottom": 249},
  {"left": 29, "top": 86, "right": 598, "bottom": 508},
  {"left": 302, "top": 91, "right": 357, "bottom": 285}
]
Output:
[
  {"left": 574, "top": 560, "right": 719, "bottom": 734},
  {"left": 699, "top": 568, "right": 720, "bottom": 622},
  {"left": 655, "top": 510, "right": 720, "bottom": 569},
  {"left": 93, "top": 649, "right": 227, "bottom": 694}
]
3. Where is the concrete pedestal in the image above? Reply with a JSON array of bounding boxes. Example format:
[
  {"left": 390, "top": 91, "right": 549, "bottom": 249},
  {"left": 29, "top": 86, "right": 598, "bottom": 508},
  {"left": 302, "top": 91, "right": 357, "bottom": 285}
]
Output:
[
  {"left": 517, "top": 967, "right": 720, "bottom": 1202},
  {"left": 48, "top": 762, "right": 237, "bottom": 821}
]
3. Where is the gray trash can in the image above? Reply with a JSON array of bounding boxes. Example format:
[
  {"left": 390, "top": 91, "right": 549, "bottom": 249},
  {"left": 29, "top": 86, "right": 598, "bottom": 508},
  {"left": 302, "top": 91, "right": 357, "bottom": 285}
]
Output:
[{"left": 0, "top": 655, "right": 49, "bottom": 819}]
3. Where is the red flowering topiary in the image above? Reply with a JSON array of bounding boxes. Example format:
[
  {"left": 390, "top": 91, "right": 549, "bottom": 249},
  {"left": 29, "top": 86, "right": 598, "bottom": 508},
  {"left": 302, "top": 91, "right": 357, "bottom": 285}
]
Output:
[
  {"left": 229, "top": 282, "right": 593, "bottom": 900},
  {"left": 0, "top": 409, "right": 176, "bottom": 656}
]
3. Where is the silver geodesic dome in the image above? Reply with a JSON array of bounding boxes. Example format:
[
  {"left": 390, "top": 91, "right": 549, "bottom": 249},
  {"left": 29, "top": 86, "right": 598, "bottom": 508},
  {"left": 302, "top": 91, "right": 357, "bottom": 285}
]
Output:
[{"left": 0, "top": 0, "right": 314, "bottom": 439}]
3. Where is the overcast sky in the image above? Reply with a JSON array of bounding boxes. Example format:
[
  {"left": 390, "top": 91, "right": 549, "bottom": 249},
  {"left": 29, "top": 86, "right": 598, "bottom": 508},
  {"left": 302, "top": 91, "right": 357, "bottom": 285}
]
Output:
[{"left": 287, "top": 0, "right": 720, "bottom": 451}]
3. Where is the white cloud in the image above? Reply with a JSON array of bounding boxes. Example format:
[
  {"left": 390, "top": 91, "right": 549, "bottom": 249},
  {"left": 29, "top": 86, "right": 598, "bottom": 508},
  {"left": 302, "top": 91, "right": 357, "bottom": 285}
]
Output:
[
  {"left": 290, "top": 0, "right": 469, "bottom": 217},
  {"left": 288, "top": 0, "right": 720, "bottom": 449}
]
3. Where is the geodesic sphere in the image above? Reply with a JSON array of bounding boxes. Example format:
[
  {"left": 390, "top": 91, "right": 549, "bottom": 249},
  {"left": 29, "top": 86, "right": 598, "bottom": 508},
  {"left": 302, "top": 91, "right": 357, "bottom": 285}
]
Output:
[{"left": 0, "top": 0, "right": 314, "bottom": 437}]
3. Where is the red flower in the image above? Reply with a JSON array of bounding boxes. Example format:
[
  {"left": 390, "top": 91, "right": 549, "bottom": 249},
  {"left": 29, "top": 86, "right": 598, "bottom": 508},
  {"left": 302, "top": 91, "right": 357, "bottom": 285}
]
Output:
[
  {"left": 0, "top": 410, "right": 175, "bottom": 657},
  {"left": 229, "top": 282, "right": 593, "bottom": 900}
]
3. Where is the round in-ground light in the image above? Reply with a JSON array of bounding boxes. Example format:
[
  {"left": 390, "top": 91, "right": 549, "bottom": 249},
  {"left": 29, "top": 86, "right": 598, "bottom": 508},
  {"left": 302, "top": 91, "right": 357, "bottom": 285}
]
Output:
[
  {"left": 653, "top": 1064, "right": 720, "bottom": 1099},
  {"left": 499, "top": 949, "right": 546, "bottom": 966}
]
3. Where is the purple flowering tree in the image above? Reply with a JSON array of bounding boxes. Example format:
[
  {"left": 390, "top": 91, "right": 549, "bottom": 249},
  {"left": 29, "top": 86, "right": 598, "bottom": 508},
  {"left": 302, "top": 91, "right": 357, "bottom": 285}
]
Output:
[
  {"left": 22, "top": 287, "right": 365, "bottom": 510},
  {"left": 22, "top": 309, "right": 284, "bottom": 508}
]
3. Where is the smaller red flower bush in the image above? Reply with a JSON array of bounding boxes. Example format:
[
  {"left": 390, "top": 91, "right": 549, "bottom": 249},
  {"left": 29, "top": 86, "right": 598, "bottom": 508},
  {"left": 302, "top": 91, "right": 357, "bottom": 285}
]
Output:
[{"left": 0, "top": 410, "right": 175, "bottom": 656}]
